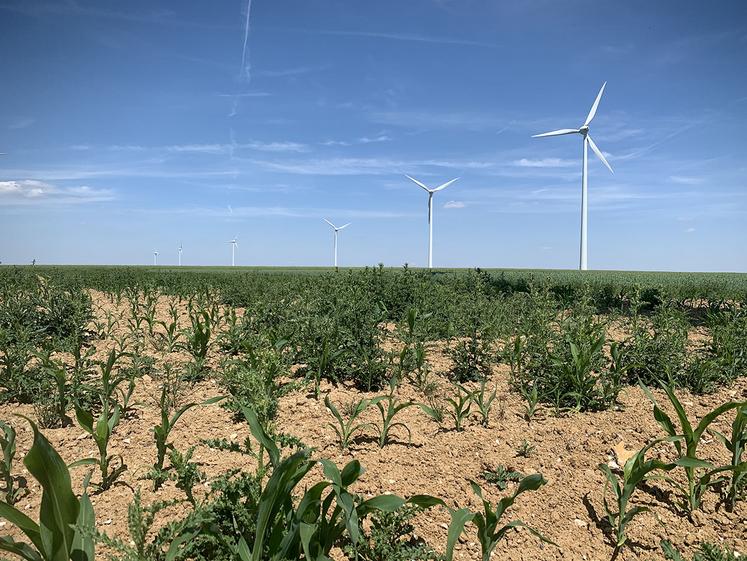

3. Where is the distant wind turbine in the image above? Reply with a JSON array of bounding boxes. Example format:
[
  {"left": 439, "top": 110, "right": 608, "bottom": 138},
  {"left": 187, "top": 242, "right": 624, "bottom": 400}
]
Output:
[
  {"left": 532, "top": 82, "right": 614, "bottom": 271},
  {"left": 153, "top": 250, "right": 159, "bottom": 266},
  {"left": 323, "top": 219, "right": 351, "bottom": 269},
  {"left": 405, "top": 174, "right": 459, "bottom": 269},
  {"left": 228, "top": 236, "right": 238, "bottom": 266},
  {"left": 178, "top": 242, "right": 183, "bottom": 266}
]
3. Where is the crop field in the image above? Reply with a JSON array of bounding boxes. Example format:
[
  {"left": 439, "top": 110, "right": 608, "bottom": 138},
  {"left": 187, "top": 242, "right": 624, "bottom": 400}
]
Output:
[{"left": 0, "top": 266, "right": 745, "bottom": 561}]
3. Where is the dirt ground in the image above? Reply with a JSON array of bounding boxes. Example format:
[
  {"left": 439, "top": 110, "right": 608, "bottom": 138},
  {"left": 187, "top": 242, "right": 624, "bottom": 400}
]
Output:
[{"left": 0, "top": 291, "right": 745, "bottom": 561}]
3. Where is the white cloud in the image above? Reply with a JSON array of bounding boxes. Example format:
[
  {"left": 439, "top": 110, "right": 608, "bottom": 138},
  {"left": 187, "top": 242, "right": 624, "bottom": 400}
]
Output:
[
  {"left": 7, "top": 117, "right": 35, "bottom": 130},
  {"left": 443, "top": 200, "right": 465, "bottom": 209},
  {"left": 513, "top": 158, "right": 575, "bottom": 168},
  {"left": 669, "top": 175, "right": 703, "bottom": 185},
  {"left": 0, "top": 180, "right": 114, "bottom": 205}
]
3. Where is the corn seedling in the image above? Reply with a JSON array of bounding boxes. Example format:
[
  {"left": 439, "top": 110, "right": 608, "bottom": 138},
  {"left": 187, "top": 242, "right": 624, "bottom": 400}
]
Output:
[
  {"left": 73, "top": 350, "right": 127, "bottom": 490},
  {"left": 516, "top": 440, "right": 535, "bottom": 458},
  {"left": 473, "top": 380, "right": 497, "bottom": 427},
  {"left": 36, "top": 349, "right": 73, "bottom": 427},
  {"left": 418, "top": 396, "right": 446, "bottom": 427},
  {"left": 598, "top": 438, "right": 675, "bottom": 557},
  {"left": 0, "top": 417, "right": 96, "bottom": 561},
  {"left": 150, "top": 384, "right": 222, "bottom": 490},
  {"left": 373, "top": 395, "right": 416, "bottom": 448},
  {"left": 661, "top": 540, "right": 742, "bottom": 561},
  {"left": 642, "top": 383, "right": 746, "bottom": 513},
  {"left": 521, "top": 384, "right": 540, "bottom": 422},
  {"left": 709, "top": 404, "right": 747, "bottom": 510},
  {"left": 325, "top": 395, "right": 378, "bottom": 450},
  {"left": 182, "top": 310, "right": 211, "bottom": 369},
  {"left": 445, "top": 383, "right": 474, "bottom": 432},
  {"left": 445, "top": 474, "right": 555, "bottom": 561},
  {"left": 0, "top": 420, "right": 25, "bottom": 505}
]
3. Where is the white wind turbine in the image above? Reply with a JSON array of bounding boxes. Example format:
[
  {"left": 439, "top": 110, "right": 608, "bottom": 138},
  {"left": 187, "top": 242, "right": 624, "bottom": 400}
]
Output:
[
  {"left": 405, "top": 174, "right": 459, "bottom": 269},
  {"left": 178, "top": 242, "right": 183, "bottom": 266},
  {"left": 532, "top": 82, "right": 614, "bottom": 271},
  {"left": 153, "top": 250, "right": 159, "bottom": 266},
  {"left": 323, "top": 219, "right": 351, "bottom": 268},
  {"left": 228, "top": 236, "right": 238, "bottom": 266}
]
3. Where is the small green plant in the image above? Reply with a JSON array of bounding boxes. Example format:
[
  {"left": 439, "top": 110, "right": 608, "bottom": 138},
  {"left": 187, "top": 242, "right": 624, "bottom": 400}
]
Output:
[
  {"left": 444, "top": 383, "right": 474, "bottom": 432},
  {"left": 662, "top": 540, "right": 741, "bottom": 561},
  {"left": 516, "top": 440, "right": 535, "bottom": 458},
  {"left": 182, "top": 310, "right": 211, "bottom": 369},
  {"left": 325, "top": 395, "right": 377, "bottom": 450},
  {"left": 642, "top": 383, "right": 746, "bottom": 513},
  {"left": 169, "top": 445, "right": 204, "bottom": 506},
  {"left": 418, "top": 396, "right": 446, "bottom": 427},
  {"left": 0, "top": 420, "right": 26, "bottom": 505},
  {"left": 482, "top": 465, "right": 524, "bottom": 491},
  {"left": 598, "top": 439, "right": 674, "bottom": 556},
  {"left": 445, "top": 474, "right": 555, "bottom": 561},
  {"left": 0, "top": 417, "right": 96, "bottom": 561},
  {"left": 472, "top": 380, "right": 497, "bottom": 428},
  {"left": 521, "top": 384, "right": 540, "bottom": 422},
  {"left": 709, "top": 404, "right": 747, "bottom": 510},
  {"left": 373, "top": 395, "right": 416, "bottom": 448},
  {"left": 150, "top": 384, "right": 222, "bottom": 490},
  {"left": 35, "top": 349, "right": 73, "bottom": 427},
  {"left": 74, "top": 350, "right": 127, "bottom": 491}
]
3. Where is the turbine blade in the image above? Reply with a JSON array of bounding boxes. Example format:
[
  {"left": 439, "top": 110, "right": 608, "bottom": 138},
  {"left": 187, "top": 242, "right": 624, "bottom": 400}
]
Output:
[
  {"left": 405, "top": 174, "right": 431, "bottom": 192},
  {"left": 338, "top": 223, "right": 351, "bottom": 230},
  {"left": 584, "top": 81, "right": 607, "bottom": 126},
  {"left": 587, "top": 136, "right": 614, "bottom": 174},
  {"left": 432, "top": 178, "right": 459, "bottom": 192},
  {"left": 323, "top": 218, "right": 337, "bottom": 229},
  {"left": 532, "top": 128, "right": 579, "bottom": 138}
]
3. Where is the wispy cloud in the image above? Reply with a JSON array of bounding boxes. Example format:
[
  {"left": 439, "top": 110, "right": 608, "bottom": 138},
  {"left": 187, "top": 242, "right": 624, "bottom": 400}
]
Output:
[
  {"left": 256, "top": 64, "right": 331, "bottom": 78},
  {"left": 669, "top": 175, "right": 703, "bottom": 185},
  {"left": 513, "top": 158, "right": 575, "bottom": 168},
  {"left": 7, "top": 117, "right": 35, "bottom": 130},
  {"left": 309, "top": 28, "right": 498, "bottom": 49},
  {"left": 142, "top": 204, "right": 416, "bottom": 220},
  {"left": 0, "top": 180, "right": 114, "bottom": 205},
  {"left": 443, "top": 200, "right": 465, "bottom": 209},
  {"left": 321, "top": 134, "right": 392, "bottom": 147},
  {"left": 105, "top": 141, "right": 309, "bottom": 154},
  {"left": 370, "top": 110, "right": 507, "bottom": 131}
]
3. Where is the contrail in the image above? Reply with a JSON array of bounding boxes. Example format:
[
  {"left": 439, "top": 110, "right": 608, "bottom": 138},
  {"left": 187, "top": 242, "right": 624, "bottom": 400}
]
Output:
[{"left": 239, "top": 0, "right": 253, "bottom": 82}]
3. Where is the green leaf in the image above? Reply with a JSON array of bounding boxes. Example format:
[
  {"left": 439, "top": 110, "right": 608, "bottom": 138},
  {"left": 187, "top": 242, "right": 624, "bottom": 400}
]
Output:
[
  {"left": 444, "top": 508, "right": 475, "bottom": 561},
  {"left": 21, "top": 417, "right": 81, "bottom": 561},
  {"left": 70, "top": 492, "right": 94, "bottom": 561},
  {"left": 0, "top": 502, "right": 43, "bottom": 552}
]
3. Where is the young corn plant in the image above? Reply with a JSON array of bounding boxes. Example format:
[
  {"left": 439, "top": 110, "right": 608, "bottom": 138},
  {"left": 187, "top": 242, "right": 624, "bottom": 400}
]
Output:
[
  {"left": 445, "top": 474, "right": 555, "bottom": 561},
  {"left": 74, "top": 350, "right": 127, "bottom": 491},
  {"left": 445, "top": 383, "right": 474, "bottom": 432},
  {"left": 324, "top": 395, "right": 378, "bottom": 450},
  {"left": 182, "top": 310, "right": 211, "bottom": 369},
  {"left": 709, "top": 404, "right": 747, "bottom": 511},
  {"left": 521, "top": 384, "right": 540, "bottom": 422},
  {"left": 35, "top": 349, "right": 73, "bottom": 427},
  {"left": 0, "top": 417, "right": 96, "bottom": 561},
  {"left": 473, "top": 380, "right": 497, "bottom": 428},
  {"left": 642, "top": 383, "right": 746, "bottom": 513},
  {"left": 598, "top": 438, "right": 675, "bottom": 558},
  {"left": 150, "top": 384, "right": 222, "bottom": 490},
  {"left": 0, "top": 420, "right": 25, "bottom": 505},
  {"left": 373, "top": 395, "right": 416, "bottom": 448},
  {"left": 156, "top": 306, "right": 181, "bottom": 353}
]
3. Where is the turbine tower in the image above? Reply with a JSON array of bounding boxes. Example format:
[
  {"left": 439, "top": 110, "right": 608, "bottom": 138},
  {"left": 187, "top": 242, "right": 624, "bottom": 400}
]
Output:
[
  {"left": 532, "top": 82, "right": 614, "bottom": 271},
  {"left": 228, "top": 236, "right": 238, "bottom": 266},
  {"left": 153, "top": 250, "right": 159, "bottom": 266},
  {"left": 323, "top": 219, "right": 351, "bottom": 269},
  {"left": 405, "top": 175, "right": 459, "bottom": 269},
  {"left": 178, "top": 243, "right": 183, "bottom": 266}
]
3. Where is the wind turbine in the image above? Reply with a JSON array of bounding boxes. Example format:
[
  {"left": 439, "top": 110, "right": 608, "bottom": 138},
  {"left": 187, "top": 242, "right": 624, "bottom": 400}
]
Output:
[
  {"left": 228, "top": 236, "right": 238, "bottom": 266},
  {"left": 153, "top": 250, "right": 159, "bottom": 266},
  {"left": 323, "top": 219, "right": 351, "bottom": 269},
  {"left": 532, "top": 82, "right": 614, "bottom": 271},
  {"left": 178, "top": 242, "right": 183, "bottom": 266},
  {"left": 405, "top": 175, "right": 459, "bottom": 269}
]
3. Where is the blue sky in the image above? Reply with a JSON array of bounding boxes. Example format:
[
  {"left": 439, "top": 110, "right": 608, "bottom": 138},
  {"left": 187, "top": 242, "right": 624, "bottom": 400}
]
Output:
[{"left": 1, "top": 0, "right": 746, "bottom": 271}]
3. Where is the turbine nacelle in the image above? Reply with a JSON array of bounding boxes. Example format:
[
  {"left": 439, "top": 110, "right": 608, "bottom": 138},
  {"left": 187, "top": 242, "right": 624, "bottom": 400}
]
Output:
[{"left": 579, "top": 125, "right": 589, "bottom": 135}]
